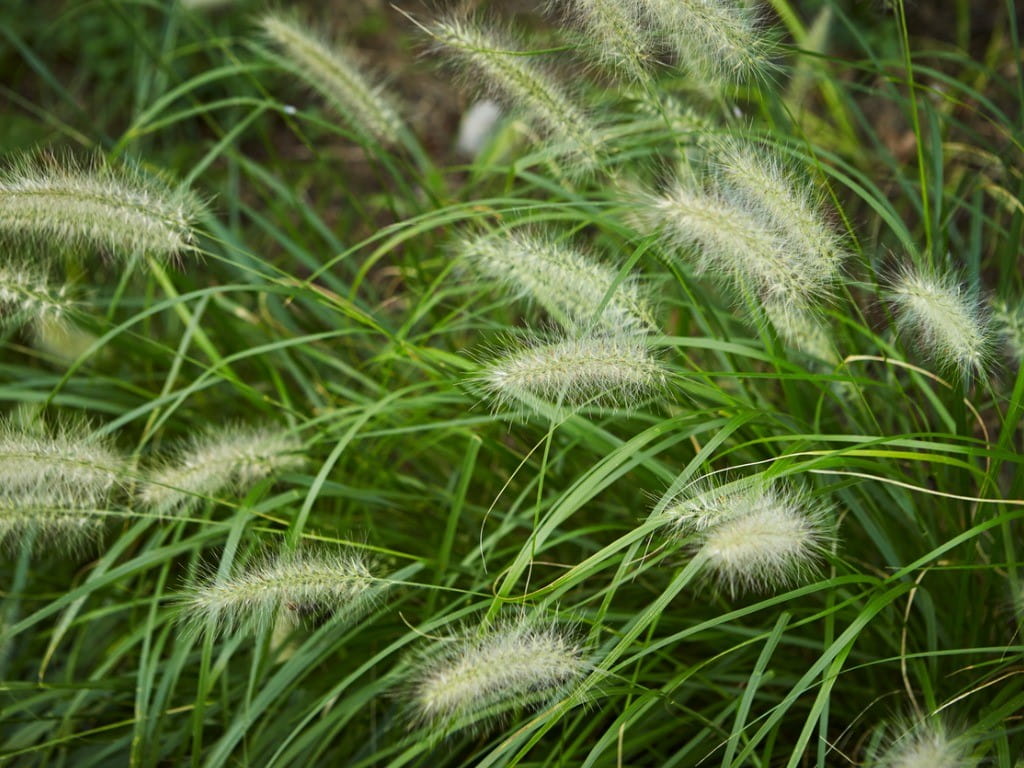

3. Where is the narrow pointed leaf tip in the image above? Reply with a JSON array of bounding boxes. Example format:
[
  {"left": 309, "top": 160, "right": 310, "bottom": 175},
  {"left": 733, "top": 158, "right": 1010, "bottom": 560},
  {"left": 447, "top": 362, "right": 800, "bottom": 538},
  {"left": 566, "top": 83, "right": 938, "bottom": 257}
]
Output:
[
  {"left": 456, "top": 229, "right": 654, "bottom": 333},
  {"left": 667, "top": 480, "right": 831, "bottom": 596},
  {"left": 181, "top": 547, "right": 381, "bottom": 636},
  {"left": 888, "top": 266, "right": 991, "bottom": 383},
  {"left": 139, "top": 424, "right": 306, "bottom": 515},
  {"left": 408, "top": 616, "right": 585, "bottom": 731},
  {"left": 478, "top": 332, "right": 668, "bottom": 413},
  {"left": 0, "top": 153, "right": 204, "bottom": 259}
]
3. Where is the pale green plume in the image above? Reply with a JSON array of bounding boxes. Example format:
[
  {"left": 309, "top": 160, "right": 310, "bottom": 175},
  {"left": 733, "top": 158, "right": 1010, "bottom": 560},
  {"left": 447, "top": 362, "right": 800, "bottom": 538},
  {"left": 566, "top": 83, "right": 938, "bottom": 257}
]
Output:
[
  {"left": 424, "top": 16, "right": 603, "bottom": 170},
  {"left": 0, "top": 153, "right": 203, "bottom": 259},
  {"left": 140, "top": 424, "right": 305, "bottom": 515},
  {"left": 456, "top": 229, "right": 654, "bottom": 332},
  {"left": 551, "top": 0, "right": 652, "bottom": 81},
  {"left": 408, "top": 615, "right": 585, "bottom": 731},
  {"left": 259, "top": 13, "right": 405, "bottom": 145},
  {"left": 182, "top": 547, "right": 380, "bottom": 636},
  {"left": 888, "top": 266, "right": 991, "bottom": 383}
]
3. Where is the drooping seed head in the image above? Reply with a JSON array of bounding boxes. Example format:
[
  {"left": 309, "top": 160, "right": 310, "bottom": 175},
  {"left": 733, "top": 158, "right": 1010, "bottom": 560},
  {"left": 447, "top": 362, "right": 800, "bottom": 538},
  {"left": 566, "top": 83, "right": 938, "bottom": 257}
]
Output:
[
  {"left": 140, "top": 424, "right": 306, "bottom": 516},
  {"left": 636, "top": 0, "right": 775, "bottom": 84},
  {"left": 549, "top": 0, "right": 653, "bottom": 81},
  {"left": 478, "top": 331, "right": 668, "bottom": 413},
  {"left": 408, "top": 616, "right": 585, "bottom": 731},
  {"left": 669, "top": 480, "right": 831, "bottom": 596},
  {"left": 457, "top": 229, "right": 654, "bottom": 332},
  {"left": 181, "top": 547, "right": 380, "bottom": 636},
  {"left": 423, "top": 15, "right": 603, "bottom": 171},
  {"left": 0, "top": 265, "right": 73, "bottom": 333},
  {"left": 990, "top": 298, "right": 1024, "bottom": 365},
  {"left": 259, "top": 13, "right": 405, "bottom": 145},
  {"left": 868, "top": 718, "right": 977, "bottom": 768},
  {"left": 0, "top": 153, "right": 204, "bottom": 259},
  {"left": 887, "top": 266, "right": 991, "bottom": 383},
  {"left": 764, "top": 301, "right": 838, "bottom": 364}
]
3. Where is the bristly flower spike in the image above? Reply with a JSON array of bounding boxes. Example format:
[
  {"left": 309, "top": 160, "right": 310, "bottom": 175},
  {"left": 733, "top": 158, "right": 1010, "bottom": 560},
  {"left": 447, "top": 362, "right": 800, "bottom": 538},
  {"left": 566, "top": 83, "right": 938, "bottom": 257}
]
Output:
[
  {"left": 422, "top": 15, "right": 603, "bottom": 171},
  {"left": 408, "top": 615, "right": 586, "bottom": 732},
  {"left": 0, "top": 153, "right": 204, "bottom": 259},
  {"left": 666, "top": 478, "right": 831, "bottom": 596},
  {"left": 259, "top": 13, "right": 405, "bottom": 145},
  {"left": 477, "top": 331, "right": 668, "bottom": 414},
  {"left": 0, "top": 265, "right": 74, "bottom": 334},
  {"left": 456, "top": 229, "right": 654, "bottom": 333},
  {"left": 550, "top": 0, "right": 652, "bottom": 81},
  {"left": 636, "top": 0, "right": 774, "bottom": 84},
  {"left": 887, "top": 266, "right": 991, "bottom": 384},
  {"left": 140, "top": 424, "right": 306, "bottom": 515},
  {"left": 867, "top": 718, "right": 978, "bottom": 768},
  {"left": 181, "top": 547, "right": 381, "bottom": 636}
]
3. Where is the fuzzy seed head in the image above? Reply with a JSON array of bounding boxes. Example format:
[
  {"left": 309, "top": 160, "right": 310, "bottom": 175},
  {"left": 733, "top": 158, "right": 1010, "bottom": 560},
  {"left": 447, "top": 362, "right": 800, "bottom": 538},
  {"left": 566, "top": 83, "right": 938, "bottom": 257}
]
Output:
[
  {"left": 0, "top": 266, "right": 73, "bottom": 332},
  {"left": 869, "top": 720, "right": 976, "bottom": 768},
  {"left": 764, "top": 301, "right": 838, "bottom": 364},
  {"left": 458, "top": 230, "right": 654, "bottom": 332},
  {"left": 552, "top": 0, "right": 652, "bottom": 81},
  {"left": 140, "top": 424, "right": 305, "bottom": 515},
  {"left": 637, "top": 0, "right": 773, "bottom": 83},
  {"left": 888, "top": 267, "right": 991, "bottom": 383},
  {"left": 479, "top": 332, "right": 667, "bottom": 413},
  {"left": 409, "top": 617, "right": 585, "bottom": 730},
  {"left": 426, "top": 16, "right": 603, "bottom": 171},
  {"left": 0, "top": 419, "right": 128, "bottom": 551},
  {"left": 182, "top": 548, "right": 379, "bottom": 636},
  {"left": 991, "top": 298, "right": 1024, "bottom": 364},
  {"left": 0, "top": 153, "right": 203, "bottom": 259},
  {"left": 259, "top": 13, "right": 404, "bottom": 145},
  {"left": 670, "top": 480, "right": 830, "bottom": 596}
]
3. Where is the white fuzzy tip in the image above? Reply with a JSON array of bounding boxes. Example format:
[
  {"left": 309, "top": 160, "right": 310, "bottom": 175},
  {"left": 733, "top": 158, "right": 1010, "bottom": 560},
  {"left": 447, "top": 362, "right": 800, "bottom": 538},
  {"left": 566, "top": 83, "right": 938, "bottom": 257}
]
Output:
[
  {"left": 870, "top": 719, "right": 976, "bottom": 768},
  {"left": 410, "top": 617, "right": 585, "bottom": 730},
  {"left": 670, "top": 481, "right": 830, "bottom": 596},
  {"left": 478, "top": 332, "right": 667, "bottom": 413},
  {"left": 888, "top": 267, "right": 991, "bottom": 383},
  {"left": 182, "top": 548, "right": 380, "bottom": 636},
  {"left": 140, "top": 424, "right": 305, "bottom": 515}
]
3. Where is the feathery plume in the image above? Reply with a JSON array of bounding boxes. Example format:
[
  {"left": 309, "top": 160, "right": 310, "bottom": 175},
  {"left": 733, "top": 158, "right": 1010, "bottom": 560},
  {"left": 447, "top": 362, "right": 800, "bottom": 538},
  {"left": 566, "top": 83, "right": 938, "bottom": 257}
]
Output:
[
  {"left": 0, "top": 418, "right": 128, "bottom": 495},
  {"left": 0, "top": 265, "right": 73, "bottom": 332},
  {"left": 764, "top": 301, "right": 838, "bottom": 364},
  {"left": 181, "top": 547, "right": 380, "bottom": 636},
  {"left": 139, "top": 424, "right": 305, "bottom": 515},
  {"left": 637, "top": 0, "right": 773, "bottom": 83},
  {"left": 0, "top": 419, "right": 128, "bottom": 550},
  {"left": 887, "top": 267, "right": 991, "bottom": 383},
  {"left": 550, "top": 0, "right": 652, "bottom": 81},
  {"left": 457, "top": 229, "right": 653, "bottom": 332},
  {"left": 423, "top": 16, "right": 603, "bottom": 170},
  {"left": 477, "top": 331, "right": 667, "bottom": 412},
  {"left": 0, "top": 153, "right": 203, "bottom": 259},
  {"left": 713, "top": 140, "right": 847, "bottom": 281},
  {"left": 991, "top": 298, "right": 1024, "bottom": 364},
  {"left": 259, "top": 13, "right": 405, "bottom": 145},
  {"left": 408, "top": 615, "right": 585, "bottom": 731},
  {"left": 868, "top": 718, "right": 977, "bottom": 768},
  {"left": 668, "top": 479, "right": 830, "bottom": 596}
]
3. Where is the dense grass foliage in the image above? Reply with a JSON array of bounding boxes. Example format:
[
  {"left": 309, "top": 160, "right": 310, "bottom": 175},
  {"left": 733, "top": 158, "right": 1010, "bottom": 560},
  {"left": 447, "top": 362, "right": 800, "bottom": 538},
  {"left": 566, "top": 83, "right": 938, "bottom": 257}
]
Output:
[{"left": 1, "top": 0, "right": 1023, "bottom": 765}]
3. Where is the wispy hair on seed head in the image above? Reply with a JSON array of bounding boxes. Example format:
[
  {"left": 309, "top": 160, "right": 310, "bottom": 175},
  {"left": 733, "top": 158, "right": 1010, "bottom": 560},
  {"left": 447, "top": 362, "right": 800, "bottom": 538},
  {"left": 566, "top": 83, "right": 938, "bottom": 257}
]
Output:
[
  {"left": 666, "top": 476, "right": 832, "bottom": 596},
  {"left": 455, "top": 228, "right": 655, "bottom": 333},
  {"left": 139, "top": 423, "right": 306, "bottom": 516},
  {"left": 404, "top": 612, "right": 587, "bottom": 735},
  {"left": 887, "top": 265, "right": 991, "bottom": 384},
  {"left": 0, "top": 418, "right": 130, "bottom": 552},
  {"left": 258, "top": 12, "right": 405, "bottom": 145},
  {"left": 636, "top": 0, "right": 776, "bottom": 85},
  {"left": 419, "top": 14, "right": 604, "bottom": 173},
  {"left": 0, "top": 263, "right": 75, "bottom": 336},
  {"left": 866, "top": 715, "right": 978, "bottom": 768},
  {"left": 547, "top": 0, "right": 653, "bottom": 82},
  {"left": 474, "top": 328, "right": 669, "bottom": 417},
  {"left": 0, "top": 151, "right": 204, "bottom": 260},
  {"left": 179, "top": 545, "right": 382, "bottom": 637}
]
